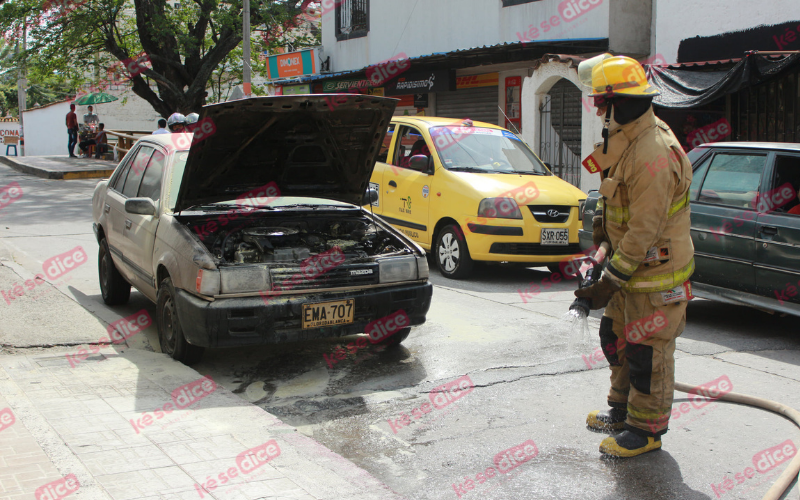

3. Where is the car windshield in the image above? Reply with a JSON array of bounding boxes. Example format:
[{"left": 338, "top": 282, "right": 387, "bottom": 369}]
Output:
[
  {"left": 166, "top": 152, "right": 355, "bottom": 211},
  {"left": 429, "top": 126, "right": 550, "bottom": 175}
]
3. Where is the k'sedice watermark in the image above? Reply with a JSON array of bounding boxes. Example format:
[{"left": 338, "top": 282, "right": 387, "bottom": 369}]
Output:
[
  {"left": 387, "top": 375, "right": 474, "bottom": 434},
  {"left": 194, "top": 440, "right": 281, "bottom": 498},
  {"left": 66, "top": 310, "right": 152, "bottom": 368},
  {"left": 710, "top": 439, "right": 797, "bottom": 498},
  {"left": 260, "top": 246, "right": 346, "bottom": 304},
  {"left": 646, "top": 375, "right": 732, "bottom": 433},
  {"left": 0, "top": 407, "right": 15, "bottom": 432},
  {"left": 451, "top": 440, "right": 538, "bottom": 498},
  {"left": 0, "top": 182, "right": 23, "bottom": 212},
  {"left": 130, "top": 376, "right": 217, "bottom": 434},
  {"left": 35, "top": 474, "right": 80, "bottom": 500},
  {"left": 192, "top": 181, "right": 281, "bottom": 240}
]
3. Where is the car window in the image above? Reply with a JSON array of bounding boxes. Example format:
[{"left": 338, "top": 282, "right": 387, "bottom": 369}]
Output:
[
  {"left": 138, "top": 149, "right": 166, "bottom": 201},
  {"left": 376, "top": 124, "right": 395, "bottom": 163},
  {"left": 392, "top": 126, "right": 429, "bottom": 169},
  {"left": 689, "top": 155, "right": 712, "bottom": 201},
  {"left": 698, "top": 153, "right": 767, "bottom": 208},
  {"left": 771, "top": 155, "right": 800, "bottom": 215},
  {"left": 121, "top": 146, "right": 154, "bottom": 198},
  {"left": 110, "top": 148, "right": 137, "bottom": 192}
]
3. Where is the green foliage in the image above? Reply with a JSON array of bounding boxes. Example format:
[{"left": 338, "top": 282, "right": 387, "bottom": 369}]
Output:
[{"left": 0, "top": 0, "right": 319, "bottom": 117}]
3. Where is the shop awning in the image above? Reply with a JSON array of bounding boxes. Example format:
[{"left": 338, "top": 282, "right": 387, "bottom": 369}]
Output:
[{"left": 647, "top": 53, "right": 800, "bottom": 109}]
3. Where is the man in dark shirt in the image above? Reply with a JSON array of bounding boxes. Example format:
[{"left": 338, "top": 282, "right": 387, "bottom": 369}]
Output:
[
  {"left": 78, "top": 123, "right": 108, "bottom": 159},
  {"left": 66, "top": 104, "right": 78, "bottom": 157}
]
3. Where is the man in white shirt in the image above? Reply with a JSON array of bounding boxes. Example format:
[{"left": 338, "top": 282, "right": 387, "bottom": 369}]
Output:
[
  {"left": 83, "top": 106, "right": 99, "bottom": 128},
  {"left": 152, "top": 119, "right": 169, "bottom": 135}
]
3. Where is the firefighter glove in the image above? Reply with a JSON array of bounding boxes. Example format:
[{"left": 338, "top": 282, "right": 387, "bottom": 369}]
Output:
[
  {"left": 574, "top": 274, "right": 621, "bottom": 310},
  {"left": 592, "top": 215, "right": 607, "bottom": 247}
]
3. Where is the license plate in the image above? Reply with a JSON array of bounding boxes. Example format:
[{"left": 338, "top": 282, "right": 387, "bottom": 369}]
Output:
[
  {"left": 541, "top": 228, "right": 569, "bottom": 246},
  {"left": 302, "top": 299, "right": 354, "bottom": 329}
]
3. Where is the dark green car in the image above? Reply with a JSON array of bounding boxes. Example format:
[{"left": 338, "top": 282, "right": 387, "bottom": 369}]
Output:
[{"left": 579, "top": 142, "right": 800, "bottom": 317}]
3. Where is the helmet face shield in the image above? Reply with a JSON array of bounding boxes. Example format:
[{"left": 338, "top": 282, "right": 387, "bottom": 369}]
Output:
[{"left": 578, "top": 53, "right": 613, "bottom": 90}]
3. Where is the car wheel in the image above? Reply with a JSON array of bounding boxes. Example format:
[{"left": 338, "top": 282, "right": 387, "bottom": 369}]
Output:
[
  {"left": 436, "top": 225, "right": 474, "bottom": 279},
  {"left": 98, "top": 238, "right": 131, "bottom": 305},
  {"left": 156, "top": 277, "right": 204, "bottom": 365},
  {"left": 377, "top": 327, "right": 410, "bottom": 347}
]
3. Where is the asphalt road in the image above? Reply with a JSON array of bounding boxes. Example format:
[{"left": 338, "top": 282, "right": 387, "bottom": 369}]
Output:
[{"left": 1, "top": 165, "right": 799, "bottom": 500}]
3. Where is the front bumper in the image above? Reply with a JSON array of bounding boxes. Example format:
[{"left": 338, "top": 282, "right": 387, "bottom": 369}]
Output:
[{"left": 173, "top": 282, "right": 433, "bottom": 348}]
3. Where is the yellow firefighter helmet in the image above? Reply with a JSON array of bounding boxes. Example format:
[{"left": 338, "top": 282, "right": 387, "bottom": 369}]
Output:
[{"left": 578, "top": 53, "right": 660, "bottom": 98}]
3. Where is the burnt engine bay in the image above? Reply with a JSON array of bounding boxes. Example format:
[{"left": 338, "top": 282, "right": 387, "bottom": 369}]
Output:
[{"left": 187, "top": 214, "right": 410, "bottom": 265}]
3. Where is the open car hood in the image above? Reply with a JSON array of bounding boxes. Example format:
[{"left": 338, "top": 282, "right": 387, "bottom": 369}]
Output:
[{"left": 174, "top": 95, "right": 397, "bottom": 212}]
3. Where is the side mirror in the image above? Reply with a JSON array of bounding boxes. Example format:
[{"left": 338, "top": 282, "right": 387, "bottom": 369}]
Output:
[
  {"left": 409, "top": 155, "right": 430, "bottom": 173},
  {"left": 125, "top": 198, "right": 156, "bottom": 216},
  {"left": 362, "top": 188, "right": 379, "bottom": 206}
]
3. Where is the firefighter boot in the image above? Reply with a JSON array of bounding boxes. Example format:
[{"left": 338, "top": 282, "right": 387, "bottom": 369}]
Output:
[
  {"left": 599, "top": 430, "right": 661, "bottom": 458},
  {"left": 586, "top": 408, "right": 626, "bottom": 432}
]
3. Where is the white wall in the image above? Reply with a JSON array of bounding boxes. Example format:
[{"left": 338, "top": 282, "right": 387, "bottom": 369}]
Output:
[
  {"left": 23, "top": 101, "right": 72, "bottom": 157},
  {"left": 73, "top": 84, "right": 162, "bottom": 133},
  {"left": 521, "top": 61, "right": 603, "bottom": 194},
  {"left": 322, "top": 0, "right": 612, "bottom": 72},
  {"left": 653, "top": 0, "right": 800, "bottom": 63}
]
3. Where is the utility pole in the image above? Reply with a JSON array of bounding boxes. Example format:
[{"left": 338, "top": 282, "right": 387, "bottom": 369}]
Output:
[
  {"left": 242, "top": 0, "right": 251, "bottom": 96},
  {"left": 16, "top": 23, "right": 27, "bottom": 155}
]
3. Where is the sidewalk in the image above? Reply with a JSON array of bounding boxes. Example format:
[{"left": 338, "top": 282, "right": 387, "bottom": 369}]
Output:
[
  {"left": 0, "top": 264, "right": 401, "bottom": 500},
  {"left": 0, "top": 156, "right": 115, "bottom": 180}
]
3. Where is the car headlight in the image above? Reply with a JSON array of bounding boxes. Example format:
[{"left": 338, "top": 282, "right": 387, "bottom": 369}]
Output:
[
  {"left": 379, "top": 256, "right": 418, "bottom": 283},
  {"left": 416, "top": 255, "right": 429, "bottom": 280},
  {"left": 219, "top": 266, "right": 270, "bottom": 294},
  {"left": 478, "top": 198, "right": 522, "bottom": 219},
  {"left": 196, "top": 268, "right": 220, "bottom": 296}
]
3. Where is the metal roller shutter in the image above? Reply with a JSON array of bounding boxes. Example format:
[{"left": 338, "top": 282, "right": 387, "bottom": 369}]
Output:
[{"left": 435, "top": 86, "right": 499, "bottom": 124}]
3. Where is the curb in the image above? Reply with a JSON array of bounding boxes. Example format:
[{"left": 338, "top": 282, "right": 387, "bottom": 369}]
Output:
[{"left": 0, "top": 156, "right": 114, "bottom": 180}]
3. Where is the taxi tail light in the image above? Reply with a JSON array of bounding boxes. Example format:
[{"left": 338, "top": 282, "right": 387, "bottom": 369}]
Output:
[{"left": 478, "top": 198, "right": 522, "bottom": 219}]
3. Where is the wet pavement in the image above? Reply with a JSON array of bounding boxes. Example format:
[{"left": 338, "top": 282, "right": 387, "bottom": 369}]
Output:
[{"left": 2, "top": 163, "right": 800, "bottom": 499}]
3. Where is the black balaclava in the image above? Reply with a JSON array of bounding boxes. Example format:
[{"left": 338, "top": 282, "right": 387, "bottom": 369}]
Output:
[{"left": 610, "top": 96, "right": 654, "bottom": 126}]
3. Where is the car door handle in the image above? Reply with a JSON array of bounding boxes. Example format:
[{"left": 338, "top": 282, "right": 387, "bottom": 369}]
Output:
[
  {"left": 104, "top": 203, "right": 110, "bottom": 214},
  {"left": 388, "top": 180, "right": 397, "bottom": 188},
  {"left": 125, "top": 219, "right": 132, "bottom": 230},
  {"left": 760, "top": 225, "right": 778, "bottom": 236}
]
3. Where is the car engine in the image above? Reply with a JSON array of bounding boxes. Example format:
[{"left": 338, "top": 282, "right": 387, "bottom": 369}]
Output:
[{"left": 189, "top": 216, "right": 408, "bottom": 265}]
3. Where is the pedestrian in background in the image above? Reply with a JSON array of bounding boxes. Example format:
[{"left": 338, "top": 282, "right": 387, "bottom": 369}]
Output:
[
  {"left": 66, "top": 104, "right": 78, "bottom": 157},
  {"left": 152, "top": 119, "right": 169, "bottom": 135}
]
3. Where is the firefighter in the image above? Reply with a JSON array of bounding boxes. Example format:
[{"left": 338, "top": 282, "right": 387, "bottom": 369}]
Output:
[{"left": 573, "top": 54, "right": 695, "bottom": 458}]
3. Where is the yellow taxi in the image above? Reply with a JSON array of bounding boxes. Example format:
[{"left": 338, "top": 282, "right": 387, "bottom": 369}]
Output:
[{"left": 366, "top": 116, "right": 587, "bottom": 279}]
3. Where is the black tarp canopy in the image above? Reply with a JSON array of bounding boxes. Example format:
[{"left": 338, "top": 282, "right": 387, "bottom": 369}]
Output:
[{"left": 646, "top": 53, "right": 800, "bottom": 109}]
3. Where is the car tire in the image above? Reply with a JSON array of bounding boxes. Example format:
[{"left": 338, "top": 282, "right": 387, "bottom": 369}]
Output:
[
  {"left": 156, "top": 277, "right": 204, "bottom": 365},
  {"left": 436, "top": 225, "right": 474, "bottom": 279},
  {"left": 98, "top": 238, "right": 131, "bottom": 305},
  {"left": 377, "top": 327, "right": 410, "bottom": 347}
]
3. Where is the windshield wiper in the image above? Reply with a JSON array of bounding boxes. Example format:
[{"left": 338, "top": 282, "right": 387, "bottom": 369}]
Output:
[
  {"left": 275, "top": 204, "right": 350, "bottom": 209},
  {"left": 447, "top": 167, "right": 492, "bottom": 173}
]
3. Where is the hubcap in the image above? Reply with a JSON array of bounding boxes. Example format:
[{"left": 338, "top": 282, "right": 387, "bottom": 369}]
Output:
[
  {"left": 438, "top": 233, "right": 460, "bottom": 273},
  {"left": 161, "top": 296, "right": 177, "bottom": 353}
]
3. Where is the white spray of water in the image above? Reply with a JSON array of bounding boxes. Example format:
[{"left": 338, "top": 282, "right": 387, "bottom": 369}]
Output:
[{"left": 563, "top": 308, "right": 591, "bottom": 354}]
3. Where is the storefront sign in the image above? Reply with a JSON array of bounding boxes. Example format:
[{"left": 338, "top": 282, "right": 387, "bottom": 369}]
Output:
[
  {"left": 414, "top": 93, "right": 429, "bottom": 107},
  {"left": 323, "top": 79, "right": 375, "bottom": 92},
  {"left": 456, "top": 73, "right": 499, "bottom": 89},
  {"left": 266, "top": 48, "right": 318, "bottom": 80},
  {"left": 281, "top": 84, "right": 312, "bottom": 95},
  {"left": 385, "top": 70, "right": 454, "bottom": 96}
]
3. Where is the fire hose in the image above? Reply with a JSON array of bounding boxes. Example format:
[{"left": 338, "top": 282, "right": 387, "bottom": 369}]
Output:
[{"left": 571, "top": 243, "right": 800, "bottom": 499}]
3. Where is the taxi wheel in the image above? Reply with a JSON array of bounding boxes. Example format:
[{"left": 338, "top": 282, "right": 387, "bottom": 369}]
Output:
[
  {"left": 156, "top": 277, "right": 204, "bottom": 365},
  {"left": 98, "top": 238, "right": 131, "bottom": 305},
  {"left": 436, "top": 225, "right": 474, "bottom": 279}
]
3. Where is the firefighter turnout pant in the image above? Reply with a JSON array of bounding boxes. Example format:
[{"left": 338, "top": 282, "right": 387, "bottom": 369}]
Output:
[{"left": 600, "top": 289, "right": 687, "bottom": 436}]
